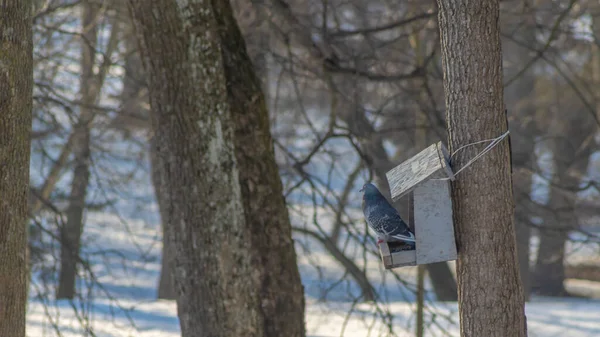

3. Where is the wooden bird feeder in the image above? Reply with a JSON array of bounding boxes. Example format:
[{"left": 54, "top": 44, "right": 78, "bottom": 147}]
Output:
[{"left": 379, "top": 142, "right": 458, "bottom": 269}]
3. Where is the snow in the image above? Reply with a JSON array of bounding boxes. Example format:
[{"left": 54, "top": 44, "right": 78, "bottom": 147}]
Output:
[{"left": 26, "top": 208, "right": 600, "bottom": 337}]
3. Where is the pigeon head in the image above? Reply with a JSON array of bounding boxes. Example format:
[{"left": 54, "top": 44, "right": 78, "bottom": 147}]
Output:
[{"left": 360, "top": 183, "right": 385, "bottom": 202}]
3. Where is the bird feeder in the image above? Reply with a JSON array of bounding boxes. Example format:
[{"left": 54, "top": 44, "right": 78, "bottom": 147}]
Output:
[{"left": 379, "top": 142, "right": 457, "bottom": 269}]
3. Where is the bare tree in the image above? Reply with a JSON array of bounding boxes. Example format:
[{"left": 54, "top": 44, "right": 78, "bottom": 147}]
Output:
[
  {"left": 129, "top": 0, "right": 305, "bottom": 336},
  {"left": 436, "top": 0, "right": 527, "bottom": 336},
  {"left": 0, "top": 0, "right": 33, "bottom": 335}
]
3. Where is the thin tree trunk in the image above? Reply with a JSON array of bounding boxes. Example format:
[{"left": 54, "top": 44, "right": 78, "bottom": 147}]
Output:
[
  {"left": 533, "top": 133, "right": 591, "bottom": 296},
  {"left": 532, "top": 162, "right": 570, "bottom": 296},
  {"left": 411, "top": 20, "right": 427, "bottom": 333},
  {"left": 56, "top": 1, "right": 97, "bottom": 299},
  {"left": 115, "top": 14, "right": 175, "bottom": 299},
  {"left": 57, "top": 3, "right": 119, "bottom": 299},
  {"left": 151, "top": 138, "right": 176, "bottom": 300},
  {"left": 118, "top": 16, "right": 175, "bottom": 300},
  {"left": 502, "top": 2, "right": 537, "bottom": 301},
  {"left": 513, "top": 151, "right": 534, "bottom": 301},
  {"left": 436, "top": 1, "right": 527, "bottom": 336},
  {"left": 129, "top": 1, "right": 305, "bottom": 336},
  {"left": 0, "top": 1, "right": 33, "bottom": 335}
]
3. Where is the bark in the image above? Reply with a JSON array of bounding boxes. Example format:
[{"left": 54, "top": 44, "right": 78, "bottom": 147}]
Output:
[
  {"left": 129, "top": 1, "right": 305, "bottom": 336},
  {"left": 0, "top": 1, "right": 33, "bottom": 335},
  {"left": 436, "top": 1, "right": 527, "bottom": 336},
  {"left": 57, "top": 2, "right": 119, "bottom": 299}
]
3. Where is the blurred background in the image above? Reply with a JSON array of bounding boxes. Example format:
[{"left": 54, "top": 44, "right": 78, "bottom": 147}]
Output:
[{"left": 28, "top": 0, "right": 600, "bottom": 336}]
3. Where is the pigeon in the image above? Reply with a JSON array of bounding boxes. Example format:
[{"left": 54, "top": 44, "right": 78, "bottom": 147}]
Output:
[{"left": 360, "top": 183, "right": 416, "bottom": 248}]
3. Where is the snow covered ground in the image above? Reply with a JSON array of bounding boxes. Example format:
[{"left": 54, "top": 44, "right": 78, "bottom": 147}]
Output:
[
  {"left": 26, "top": 295, "right": 600, "bottom": 337},
  {"left": 27, "top": 210, "right": 600, "bottom": 337}
]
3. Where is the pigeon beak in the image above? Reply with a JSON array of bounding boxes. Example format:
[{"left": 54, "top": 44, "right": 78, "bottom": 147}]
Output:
[{"left": 359, "top": 186, "right": 365, "bottom": 193}]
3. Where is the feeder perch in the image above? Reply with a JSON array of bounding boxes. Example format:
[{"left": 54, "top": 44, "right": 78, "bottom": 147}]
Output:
[{"left": 380, "top": 142, "right": 458, "bottom": 269}]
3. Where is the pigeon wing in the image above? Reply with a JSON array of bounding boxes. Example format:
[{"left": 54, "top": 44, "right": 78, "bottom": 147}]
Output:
[{"left": 369, "top": 204, "right": 415, "bottom": 243}]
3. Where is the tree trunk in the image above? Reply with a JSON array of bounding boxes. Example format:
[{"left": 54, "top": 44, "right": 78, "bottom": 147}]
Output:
[
  {"left": 115, "top": 14, "right": 175, "bottom": 299},
  {"left": 56, "top": 1, "right": 96, "bottom": 299},
  {"left": 151, "top": 138, "right": 176, "bottom": 300},
  {"left": 0, "top": 1, "right": 33, "bottom": 335},
  {"left": 502, "top": 2, "right": 538, "bottom": 301},
  {"left": 532, "top": 130, "right": 591, "bottom": 296},
  {"left": 118, "top": 15, "right": 176, "bottom": 300},
  {"left": 211, "top": 1, "right": 306, "bottom": 334},
  {"left": 532, "top": 34, "right": 596, "bottom": 295},
  {"left": 57, "top": 2, "right": 119, "bottom": 299},
  {"left": 436, "top": 1, "right": 527, "bottom": 336},
  {"left": 426, "top": 262, "right": 458, "bottom": 301},
  {"left": 129, "top": 1, "right": 305, "bottom": 336},
  {"left": 532, "top": 163, "right": 569, "bottom": 296},
  {"left": 512, "top": 150, "right": 534, "bottom": 301}
]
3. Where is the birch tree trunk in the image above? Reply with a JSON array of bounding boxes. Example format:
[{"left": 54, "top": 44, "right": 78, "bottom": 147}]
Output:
[
  {"left": 129, "top": 0, "right": 305, "bottom": 336},
  {"left": 436, "top": 1, "right": 527, "bottom": 336},
  {"left": 0, "top": 1, "right": 33, "bottom": 335}
]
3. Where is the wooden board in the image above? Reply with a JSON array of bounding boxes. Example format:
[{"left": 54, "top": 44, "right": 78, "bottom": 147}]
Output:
[
  {"left": 379, "top": 242, "right": 417, "bottom": 269},
  {"left": 386, "top": 142, "right": 454, "bottom": 202},
  {"left": 414, "top": 179, "right": 457, "bottom": 264}
]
